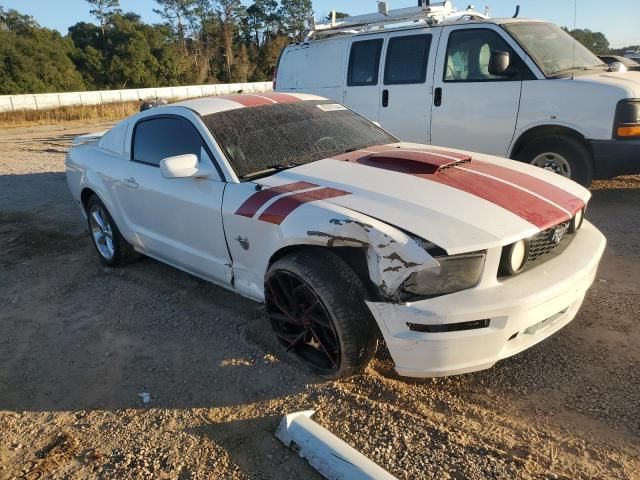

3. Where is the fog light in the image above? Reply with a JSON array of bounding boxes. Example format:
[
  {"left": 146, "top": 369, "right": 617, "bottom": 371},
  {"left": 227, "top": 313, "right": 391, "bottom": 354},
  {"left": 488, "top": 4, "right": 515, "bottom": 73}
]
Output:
[{"left": 500, "top": 239, "right": 529, "bottom": 276}]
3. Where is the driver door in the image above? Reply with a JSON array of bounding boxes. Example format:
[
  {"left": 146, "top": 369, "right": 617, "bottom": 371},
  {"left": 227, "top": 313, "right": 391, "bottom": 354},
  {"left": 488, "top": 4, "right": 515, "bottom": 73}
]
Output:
[
  {"left": 431, "top": 26, "right": 532, "bottom": 156},
  {"left": 113, "top": 114, "right": 232, "bottom": 285}
]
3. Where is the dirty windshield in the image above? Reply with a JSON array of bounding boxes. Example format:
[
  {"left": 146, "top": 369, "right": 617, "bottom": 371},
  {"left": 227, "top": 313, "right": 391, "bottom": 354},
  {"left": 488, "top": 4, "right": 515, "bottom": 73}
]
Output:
[
  {"left": 504, "top": 22, "right": 606, "bottom": 77},
  {"left": 201, "top": 100, "right": 397, "bottom": 180}
]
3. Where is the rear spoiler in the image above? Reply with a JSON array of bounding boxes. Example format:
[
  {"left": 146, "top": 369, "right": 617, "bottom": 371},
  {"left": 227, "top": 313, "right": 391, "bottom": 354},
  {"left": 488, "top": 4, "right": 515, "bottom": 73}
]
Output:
[{"left": 72, "top": 131, "right": 107, "bottom": 146}]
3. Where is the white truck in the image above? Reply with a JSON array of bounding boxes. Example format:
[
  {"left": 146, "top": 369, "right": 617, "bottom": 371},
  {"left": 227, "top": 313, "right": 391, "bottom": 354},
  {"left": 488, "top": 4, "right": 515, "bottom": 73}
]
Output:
[{"left": 274, "top": 1, "right": 640, "bottom": 185}]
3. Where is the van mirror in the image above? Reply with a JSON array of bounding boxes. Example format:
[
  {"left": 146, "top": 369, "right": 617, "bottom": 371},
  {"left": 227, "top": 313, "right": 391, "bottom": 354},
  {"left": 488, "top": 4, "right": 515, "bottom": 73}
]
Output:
[
  {"left": 608, "top": 61, "right": 627, "bottom": 73},
  {"left": 489, "top": 51, "right": 511, "bottom": 76}
]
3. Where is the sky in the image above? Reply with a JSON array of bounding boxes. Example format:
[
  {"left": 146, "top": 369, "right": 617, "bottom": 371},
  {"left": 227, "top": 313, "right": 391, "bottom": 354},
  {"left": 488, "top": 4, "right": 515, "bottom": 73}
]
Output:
[{"left": 2, "top": 0, "right": 638, "bottom": 47}]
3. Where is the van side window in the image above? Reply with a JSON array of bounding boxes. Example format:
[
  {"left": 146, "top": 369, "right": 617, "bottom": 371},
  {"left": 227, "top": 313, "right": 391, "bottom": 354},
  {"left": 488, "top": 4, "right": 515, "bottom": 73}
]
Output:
[
  {"left": 444, "top": 29, "right": 527, "bottom": 82},
  {"left": 347, "top": 39, "right": 384, "bottom": 86},
  {"left": 384, "top": 34, "right": 432, "bottom": 85}
]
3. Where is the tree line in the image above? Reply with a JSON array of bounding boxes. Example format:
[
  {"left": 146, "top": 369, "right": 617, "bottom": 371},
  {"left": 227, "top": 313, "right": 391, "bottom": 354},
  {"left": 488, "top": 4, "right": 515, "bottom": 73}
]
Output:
[
  {"left": 0, "top": 0, "right": 313, "bottom": 95},
  {"left": 0, "top": 1, "right": 637, "bottom": 96}
]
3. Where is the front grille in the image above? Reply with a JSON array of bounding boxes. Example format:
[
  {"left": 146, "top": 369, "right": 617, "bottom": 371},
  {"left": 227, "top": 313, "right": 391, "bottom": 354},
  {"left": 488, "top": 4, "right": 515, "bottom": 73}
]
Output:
[{"left": 528, "top": 220, "right": 571, "bottom": 262}]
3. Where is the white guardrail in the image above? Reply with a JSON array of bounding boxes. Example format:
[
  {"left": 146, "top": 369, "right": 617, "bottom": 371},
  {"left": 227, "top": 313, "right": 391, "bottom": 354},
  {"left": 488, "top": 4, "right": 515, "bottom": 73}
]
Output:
[{"left": 0, "top": 82, "right": 273, "bottom": 112}]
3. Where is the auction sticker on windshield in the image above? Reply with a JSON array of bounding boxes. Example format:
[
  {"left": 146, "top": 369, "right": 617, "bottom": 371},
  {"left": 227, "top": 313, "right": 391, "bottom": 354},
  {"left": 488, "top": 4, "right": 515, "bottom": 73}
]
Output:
[{"left": 317, "top": 104, "right": 347, "bottom": 112}]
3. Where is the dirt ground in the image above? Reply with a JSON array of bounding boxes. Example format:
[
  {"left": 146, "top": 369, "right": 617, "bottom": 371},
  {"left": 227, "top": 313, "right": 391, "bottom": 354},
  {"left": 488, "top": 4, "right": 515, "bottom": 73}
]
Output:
[{"left": 0, "top": 121, "right": 639, "bottom": 480}]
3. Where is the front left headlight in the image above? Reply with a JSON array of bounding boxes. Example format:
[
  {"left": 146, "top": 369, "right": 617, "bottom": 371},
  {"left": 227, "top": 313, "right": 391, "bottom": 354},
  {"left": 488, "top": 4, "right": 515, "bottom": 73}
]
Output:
[{"left": 403, "top": 251, "right": 486, "bottom": 298}]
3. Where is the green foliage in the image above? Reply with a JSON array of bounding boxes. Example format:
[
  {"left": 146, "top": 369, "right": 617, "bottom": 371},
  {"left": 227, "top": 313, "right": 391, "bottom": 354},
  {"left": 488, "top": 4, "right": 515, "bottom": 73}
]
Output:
[
  {"left": 279, "top": 0, "right": 313, "bottom": 41},
  {"left": 564, "top": 28, "right": 610, "bottom": 55},
  {"left": 0, "top": 8, "right": 85, "bottom": 94},
  {"left": 325, "top": 11, "right": 349, "bottom": 21}
]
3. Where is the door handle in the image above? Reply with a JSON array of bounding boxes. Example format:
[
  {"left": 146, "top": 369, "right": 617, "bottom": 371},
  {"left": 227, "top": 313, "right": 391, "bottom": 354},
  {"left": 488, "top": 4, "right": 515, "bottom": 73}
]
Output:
[
  {"left": 124, "top": 177, "right": 138, "bottom": 188},
  {"left": 382, "top": 89, "right": 389, "bottom": 108},
  {"left": 434, "top": 87, "right": 442, "bottom": 107}
]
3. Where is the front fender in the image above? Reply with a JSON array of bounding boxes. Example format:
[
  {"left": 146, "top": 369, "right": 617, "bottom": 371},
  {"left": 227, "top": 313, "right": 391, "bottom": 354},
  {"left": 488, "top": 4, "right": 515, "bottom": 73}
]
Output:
[{"left": 223, "top": 186, "right": 437, "bottom": 302}]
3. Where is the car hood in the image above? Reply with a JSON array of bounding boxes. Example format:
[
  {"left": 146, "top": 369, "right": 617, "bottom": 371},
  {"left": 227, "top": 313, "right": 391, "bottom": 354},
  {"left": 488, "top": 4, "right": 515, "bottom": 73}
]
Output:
[
  {"left": 571, "top": 71, "right": 640, "bottom": 97},
  {"left": 259, "top": 143, "right": 590, "bottom": 255}
]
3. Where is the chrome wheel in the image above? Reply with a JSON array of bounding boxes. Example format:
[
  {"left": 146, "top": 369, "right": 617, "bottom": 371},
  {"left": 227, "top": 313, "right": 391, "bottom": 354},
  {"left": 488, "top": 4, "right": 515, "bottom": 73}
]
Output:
[
  {"left": 89, "top": 205, "right": 115, "bottom": 261},
  {"left": 265, "top": 270, "right": 340, "bottom": 373},
  {"left": 530, "top": 152, "right": 572, "bottom": 178}
]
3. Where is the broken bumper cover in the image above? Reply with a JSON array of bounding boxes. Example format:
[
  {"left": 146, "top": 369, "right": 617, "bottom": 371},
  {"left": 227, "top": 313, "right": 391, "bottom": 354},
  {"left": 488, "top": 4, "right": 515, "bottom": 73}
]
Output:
[{"left": 366, "top": 221, "right": 606, "bottom": 378}]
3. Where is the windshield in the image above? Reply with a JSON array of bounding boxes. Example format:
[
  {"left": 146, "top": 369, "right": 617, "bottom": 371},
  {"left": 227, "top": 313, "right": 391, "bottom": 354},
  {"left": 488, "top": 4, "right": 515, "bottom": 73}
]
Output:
[
  {"left": 504, "top": 22, "right": 605, "bottom": 77},
  {"left": 201, "top": 100, "right": 397, "bottom": 180}
]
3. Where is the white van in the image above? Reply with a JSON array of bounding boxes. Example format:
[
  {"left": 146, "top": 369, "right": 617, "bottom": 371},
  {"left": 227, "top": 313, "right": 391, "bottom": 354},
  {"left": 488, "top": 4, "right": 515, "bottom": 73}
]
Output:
[{"left": 275, "top": 2, "right": 640, "bottom": 186}]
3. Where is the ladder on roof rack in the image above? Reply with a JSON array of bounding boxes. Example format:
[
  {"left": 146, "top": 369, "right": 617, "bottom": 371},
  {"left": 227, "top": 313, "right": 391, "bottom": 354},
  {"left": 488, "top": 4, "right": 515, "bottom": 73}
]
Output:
[{"left": 305, "top": 1, "right": 488, "bottom": 42}]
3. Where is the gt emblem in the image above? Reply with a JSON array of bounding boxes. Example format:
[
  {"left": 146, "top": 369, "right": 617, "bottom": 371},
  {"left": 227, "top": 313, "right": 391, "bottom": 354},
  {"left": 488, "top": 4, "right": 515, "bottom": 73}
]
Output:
[{"left": 550, "top": 224, "right": 569, "bottom": 244}]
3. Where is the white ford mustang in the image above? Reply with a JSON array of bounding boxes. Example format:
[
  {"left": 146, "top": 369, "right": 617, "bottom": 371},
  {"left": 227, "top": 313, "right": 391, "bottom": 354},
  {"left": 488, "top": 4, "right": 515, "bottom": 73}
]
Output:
[{"left": 66, "top": 93, "right": 606, "bottom": 379}]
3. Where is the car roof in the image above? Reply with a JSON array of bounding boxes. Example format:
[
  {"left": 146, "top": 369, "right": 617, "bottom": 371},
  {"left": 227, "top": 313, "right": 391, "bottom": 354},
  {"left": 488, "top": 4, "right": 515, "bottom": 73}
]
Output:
[{"left": 169, "top": 92, "right": 328, "bottom": 116}]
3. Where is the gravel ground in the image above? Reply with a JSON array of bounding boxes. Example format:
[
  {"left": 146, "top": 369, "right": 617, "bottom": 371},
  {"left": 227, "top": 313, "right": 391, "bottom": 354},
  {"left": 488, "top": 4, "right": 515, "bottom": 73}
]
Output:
[{"left": 0, "top": 121, "right": 639, "bottom": 479}]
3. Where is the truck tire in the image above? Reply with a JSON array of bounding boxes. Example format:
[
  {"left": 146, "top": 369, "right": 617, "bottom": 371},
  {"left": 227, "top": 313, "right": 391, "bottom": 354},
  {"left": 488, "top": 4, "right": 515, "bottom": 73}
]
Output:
[
  {"left": 517, "top": 135, "right": 594, "bottom": 187},
  {"left": 86, "top": 195, "right": 139, "bottom": 266},
  {"left": 265, "top": 249, "right": 378, "bottom": 379}
]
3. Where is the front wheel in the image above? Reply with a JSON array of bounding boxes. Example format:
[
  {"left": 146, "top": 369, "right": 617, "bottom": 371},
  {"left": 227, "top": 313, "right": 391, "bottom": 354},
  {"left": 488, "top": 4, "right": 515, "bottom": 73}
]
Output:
[
  {"left": 265, "top": 250, "right": 378, "bottom": 379},
  {"left": 517, "top": 135, "right": 594, "bottom": 187}
]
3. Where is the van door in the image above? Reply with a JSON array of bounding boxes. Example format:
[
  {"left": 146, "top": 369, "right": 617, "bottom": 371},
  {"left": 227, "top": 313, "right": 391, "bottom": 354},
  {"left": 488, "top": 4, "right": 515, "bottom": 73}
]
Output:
[
  {"left": 430, "top": 26, "right": 533, "bottom": 156},
  {"left": 378, "top": 28, "right": 441, "bottom": 143},
  {"left": 343, "top": 34, "right": 387, "bottom": 123}
]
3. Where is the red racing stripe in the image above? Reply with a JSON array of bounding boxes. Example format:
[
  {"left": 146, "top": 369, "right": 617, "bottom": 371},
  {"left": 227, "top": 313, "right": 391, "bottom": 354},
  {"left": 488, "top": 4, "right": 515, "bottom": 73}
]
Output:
[
  {"left": 235, "top": 181, "right": 317, "bottom": 218},
  {"left": 426, "top": 168, "right": 571, "bottom": 229},
  {"left": 416, "top": 149, "right": 585, "bottom": 214},
  {"left": 463, "top": 160, "right": 585, "bottom": 215},
  {"left": 220, "top": 94, "right": 275, "bottom": 107},
  {"left": 258, "top": 187, "right": 351, "bottom": 225},
  {"left": 260, "top": 92, "right": 302, "bottom": 103}
]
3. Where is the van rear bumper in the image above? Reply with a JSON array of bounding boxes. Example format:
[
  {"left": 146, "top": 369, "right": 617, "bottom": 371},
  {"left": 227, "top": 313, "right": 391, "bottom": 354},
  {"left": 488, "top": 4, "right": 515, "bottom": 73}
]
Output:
[{"left": 590, "top": 139, "right": 640, "bottom": 178}]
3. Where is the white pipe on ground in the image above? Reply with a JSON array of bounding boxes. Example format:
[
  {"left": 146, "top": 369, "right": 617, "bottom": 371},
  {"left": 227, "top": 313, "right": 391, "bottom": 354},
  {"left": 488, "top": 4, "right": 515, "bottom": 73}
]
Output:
[{"left": 275, "top": 410, "right": 398, "bottom": 480}]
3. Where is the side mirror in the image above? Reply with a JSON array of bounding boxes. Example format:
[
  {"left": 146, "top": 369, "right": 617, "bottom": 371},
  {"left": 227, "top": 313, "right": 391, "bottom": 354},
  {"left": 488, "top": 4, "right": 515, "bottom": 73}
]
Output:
[
  {"left": 160, "top": 154, "right": 213, "bottom": 179},
  {"left": 608, "top": 61, "right": 627, "bottom": 73},
  {"left": 489, "top": 51, "right": 511, "bottom": 76}
]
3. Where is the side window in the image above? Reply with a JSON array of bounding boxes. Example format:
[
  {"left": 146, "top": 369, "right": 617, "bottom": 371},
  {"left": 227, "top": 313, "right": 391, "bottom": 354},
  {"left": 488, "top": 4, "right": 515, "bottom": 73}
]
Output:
[
  {"left": 347, "top": 39, "right": 384, "bottom": 86},
  {"left": 384, "top": 34, "right": 432, "bottom": 85},
  {"left": 132, "top": 117, "right": 204, "bottom": 166},
  {"left": 444, "top": 29, "right": 524, "bottom": 82}
]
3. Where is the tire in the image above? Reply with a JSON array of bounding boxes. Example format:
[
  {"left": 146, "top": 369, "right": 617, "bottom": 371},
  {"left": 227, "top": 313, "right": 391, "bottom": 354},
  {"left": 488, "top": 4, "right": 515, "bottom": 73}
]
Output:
[
  {"left": 517, "top": 135, "right": 594, "bottom": 187},
  {"left": 265, "top": 249, "right": 378, "bottom": 379},
  {"left": 86, "top": 195, "right": 139, "bottom": 267}
]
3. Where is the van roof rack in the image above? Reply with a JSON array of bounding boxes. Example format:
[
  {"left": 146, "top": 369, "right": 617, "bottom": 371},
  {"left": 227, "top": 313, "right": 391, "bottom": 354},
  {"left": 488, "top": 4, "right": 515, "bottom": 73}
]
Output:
[{"left": 305, "top": 1, "right": 489, "bottom": 42}]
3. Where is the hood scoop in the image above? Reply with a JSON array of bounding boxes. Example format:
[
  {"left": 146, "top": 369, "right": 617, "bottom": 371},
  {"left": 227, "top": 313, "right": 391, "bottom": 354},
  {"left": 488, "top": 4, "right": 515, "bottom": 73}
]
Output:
[{"left": 357, "top": 149, "right": 471, "bottom": 175}]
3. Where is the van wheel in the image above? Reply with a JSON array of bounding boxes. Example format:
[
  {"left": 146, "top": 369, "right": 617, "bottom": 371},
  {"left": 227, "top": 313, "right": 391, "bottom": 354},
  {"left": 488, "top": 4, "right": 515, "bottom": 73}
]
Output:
[
  {"left": 86, "top": 195, "right": 139, "bottom": 266},
  {"left": 265, "top": 249, "right": 378, "bottom": 379},
  {"left": 517, "top": 135, "right": 593, "bottom": 186}
]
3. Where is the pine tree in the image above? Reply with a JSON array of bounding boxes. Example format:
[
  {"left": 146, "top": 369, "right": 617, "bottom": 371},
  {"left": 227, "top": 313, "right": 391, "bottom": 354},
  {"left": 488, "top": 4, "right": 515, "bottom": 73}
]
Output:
[
  {"left": 279, "top": 0, "right": 313, "bottom": 42},
  {"left": 85, "top": 0, "right": 121, "bottom": 55}
]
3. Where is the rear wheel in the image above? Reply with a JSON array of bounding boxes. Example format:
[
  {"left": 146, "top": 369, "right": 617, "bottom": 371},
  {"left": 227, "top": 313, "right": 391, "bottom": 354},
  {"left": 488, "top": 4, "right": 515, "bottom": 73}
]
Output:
[
  {"left": 265, "top": 250, "right": 378, "bottom": 379},
  {"left": 517, "top": 135, "right": 594, "bottom": 186},
  {"left": 86, "top": 195, "right": 139, "bottom": 266}
]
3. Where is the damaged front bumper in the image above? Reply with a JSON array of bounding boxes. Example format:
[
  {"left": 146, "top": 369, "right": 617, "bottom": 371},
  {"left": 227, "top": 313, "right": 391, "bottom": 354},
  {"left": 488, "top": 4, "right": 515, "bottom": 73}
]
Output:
[{"left": 366, "top": 220, "right": 606, "bottom": 378}]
